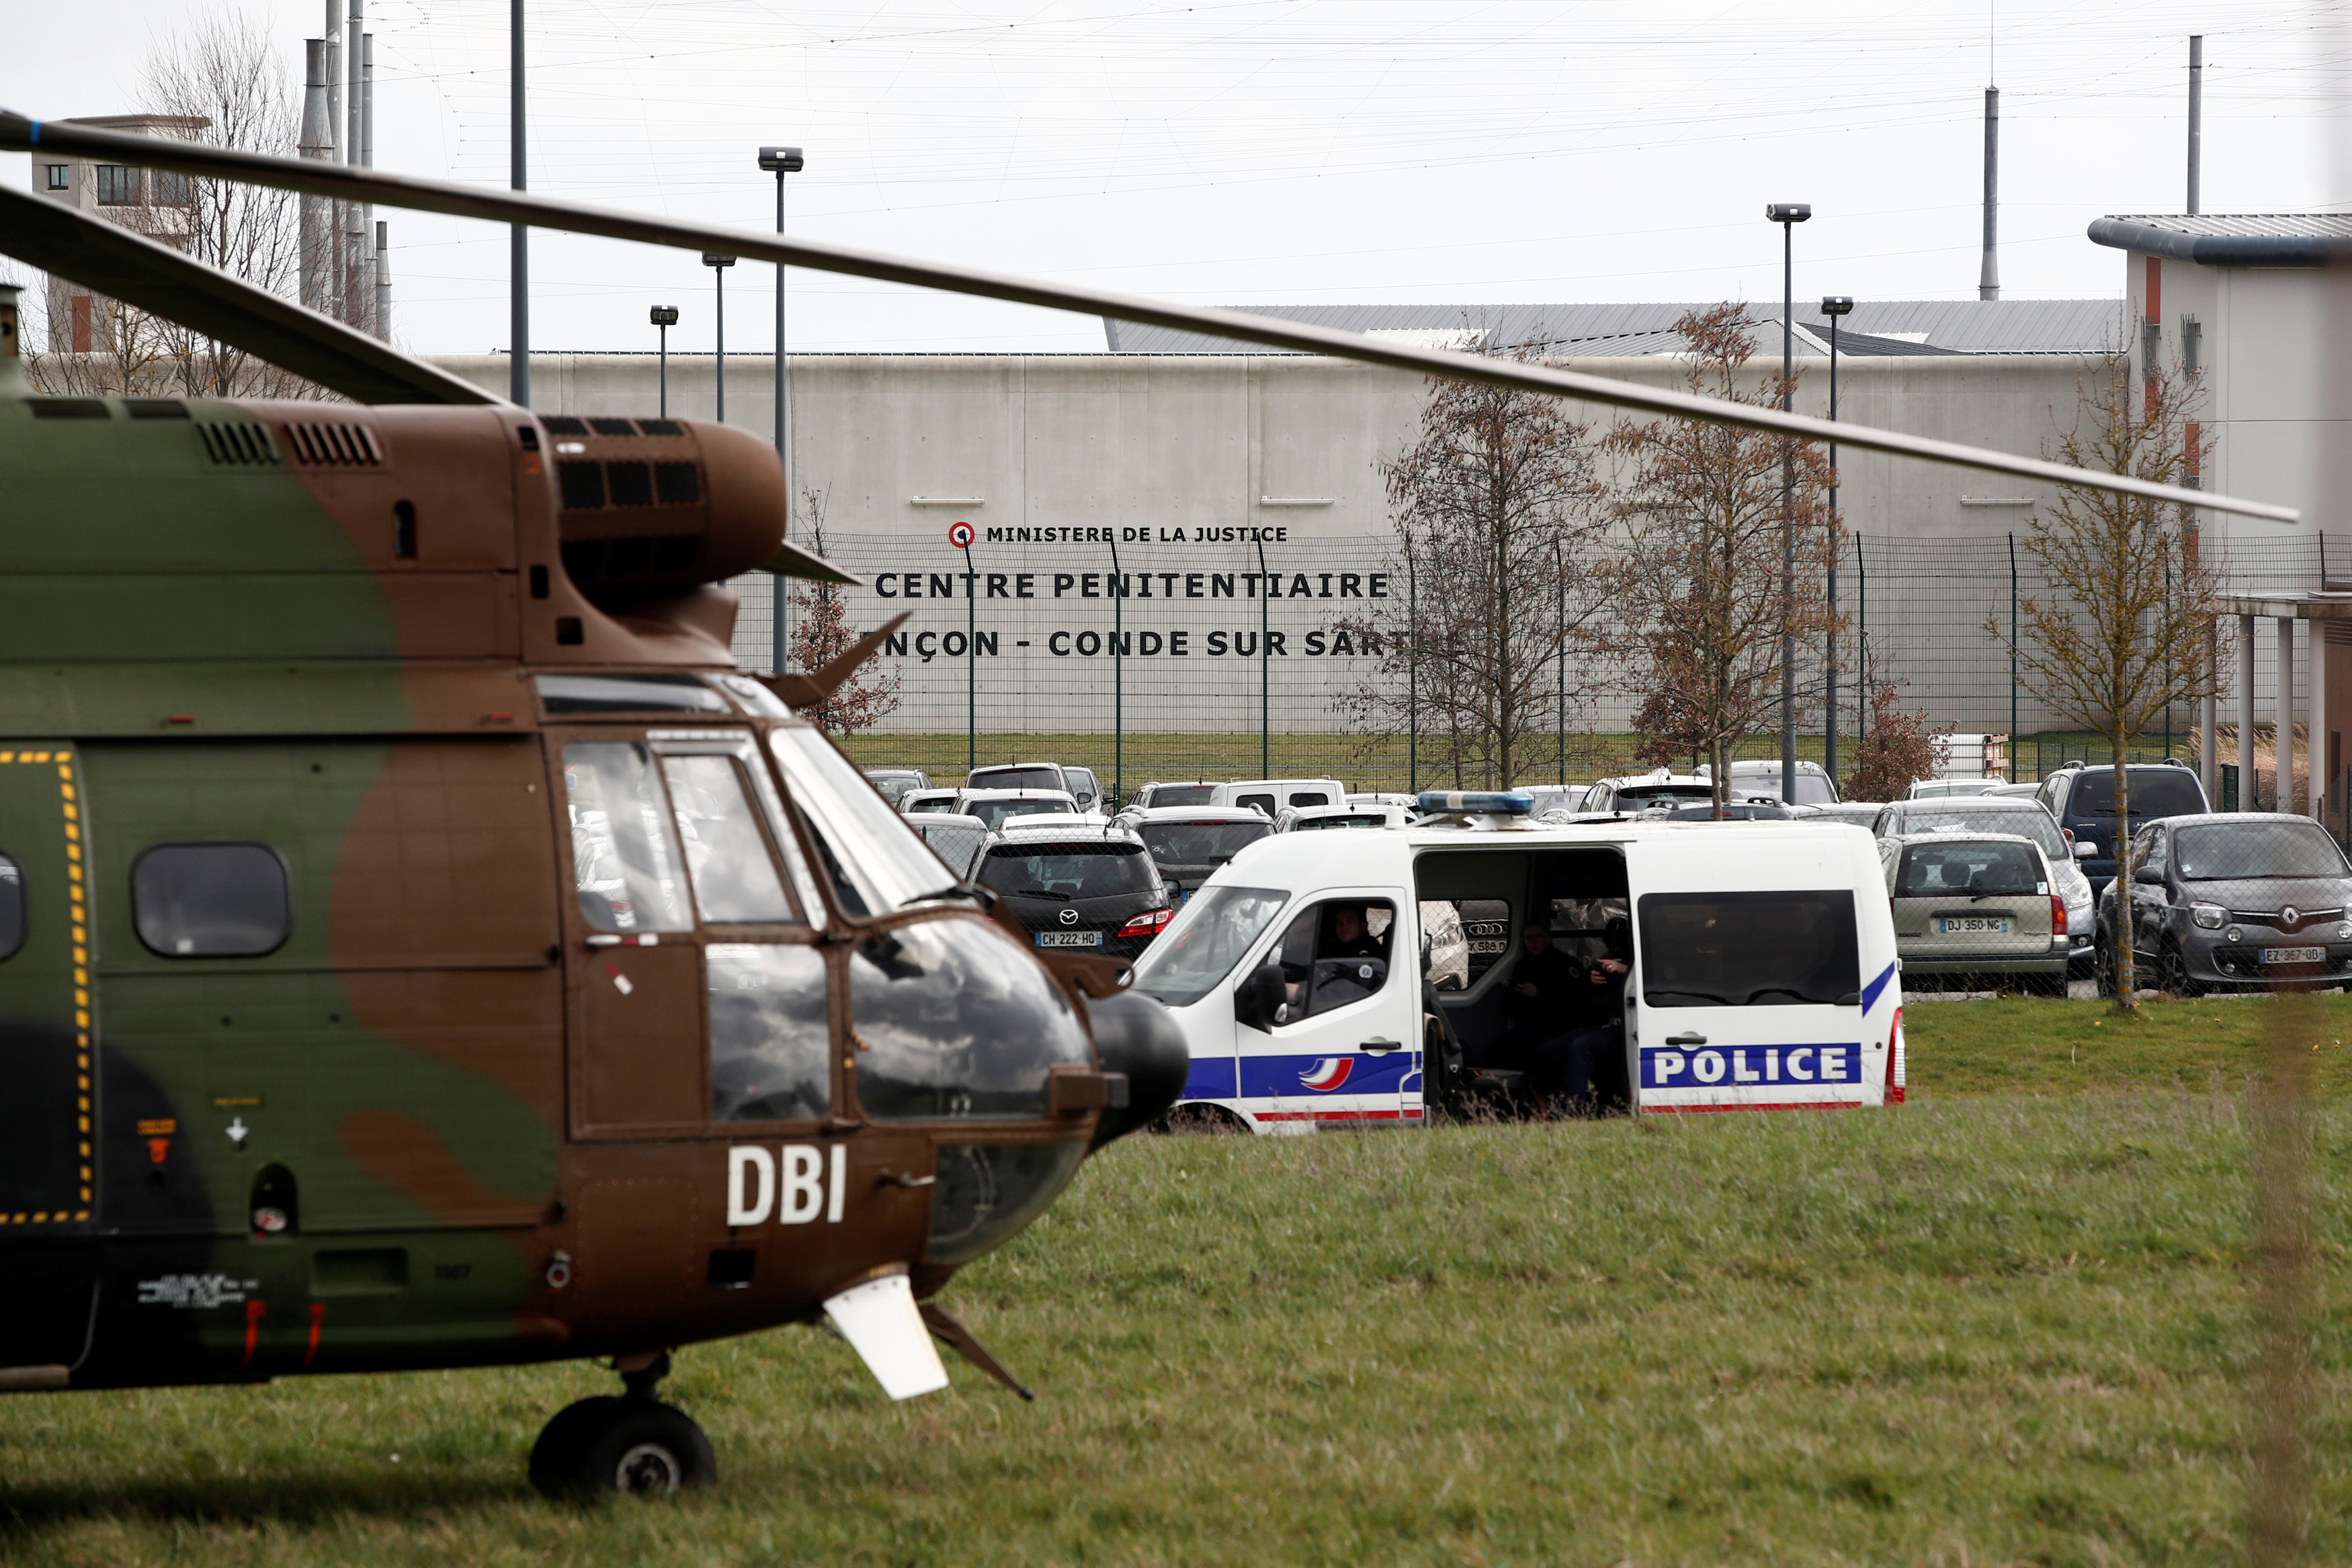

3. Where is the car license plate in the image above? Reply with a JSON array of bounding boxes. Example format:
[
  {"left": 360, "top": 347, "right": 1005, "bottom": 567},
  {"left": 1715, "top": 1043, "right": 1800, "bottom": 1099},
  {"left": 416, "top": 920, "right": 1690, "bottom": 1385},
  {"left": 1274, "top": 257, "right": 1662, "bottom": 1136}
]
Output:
[
  {"left": 2260, "top": 945, "right": 2325, "bottom": 964},
  {"left": 1937, "top": 916, "right": 2011, "bottom": 934},
  {"left": 1037, "top": 930, "right": 1103, "bottom": 948}
]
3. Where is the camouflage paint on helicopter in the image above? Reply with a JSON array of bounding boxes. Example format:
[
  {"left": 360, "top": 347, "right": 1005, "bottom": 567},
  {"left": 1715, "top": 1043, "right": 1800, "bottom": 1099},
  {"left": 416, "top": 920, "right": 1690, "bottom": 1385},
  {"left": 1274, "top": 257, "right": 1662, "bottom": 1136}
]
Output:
[{"left": 0, "top": 284, "right": 1185, "bottom": 1492}]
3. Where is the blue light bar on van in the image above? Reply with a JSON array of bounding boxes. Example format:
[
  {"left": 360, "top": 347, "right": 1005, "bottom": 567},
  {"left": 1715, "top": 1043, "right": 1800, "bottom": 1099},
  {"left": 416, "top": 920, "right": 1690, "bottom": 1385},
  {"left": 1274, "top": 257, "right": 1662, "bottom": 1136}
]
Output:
[{"left": 1417, "top": 790, "right": 1534, "bottom": 816}]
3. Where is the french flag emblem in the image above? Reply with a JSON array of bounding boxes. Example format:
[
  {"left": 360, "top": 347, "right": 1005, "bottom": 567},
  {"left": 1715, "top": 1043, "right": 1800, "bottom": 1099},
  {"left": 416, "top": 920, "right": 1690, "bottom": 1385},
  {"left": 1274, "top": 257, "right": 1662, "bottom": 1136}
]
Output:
[{"left": 1298, "top": 1057, "right": 1353, "bottom": 1092}]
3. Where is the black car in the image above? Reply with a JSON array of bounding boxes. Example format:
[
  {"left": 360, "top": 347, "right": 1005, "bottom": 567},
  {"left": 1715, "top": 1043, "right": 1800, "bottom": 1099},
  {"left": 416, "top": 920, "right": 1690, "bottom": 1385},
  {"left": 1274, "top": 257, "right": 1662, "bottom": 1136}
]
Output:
[
  {"left": 975, "top": 824, "right": 1175, "bottom": 961},
  {"left": 2097, "top": 813, "right": 2352, "bottom": 995},
  {"left": 2036, "top": 762, "right": 2210, "bottom": 898}
]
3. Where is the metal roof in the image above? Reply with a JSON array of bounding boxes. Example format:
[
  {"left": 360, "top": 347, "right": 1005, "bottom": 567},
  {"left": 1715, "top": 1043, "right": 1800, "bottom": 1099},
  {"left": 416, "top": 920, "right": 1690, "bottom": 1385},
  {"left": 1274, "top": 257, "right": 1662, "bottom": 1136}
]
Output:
[
  {"left": 1105, "top": 299, "right": 2118, "bottom": 356},
  {"left": 2088, "top": 214, "right": 2352, "bottom": 267}
]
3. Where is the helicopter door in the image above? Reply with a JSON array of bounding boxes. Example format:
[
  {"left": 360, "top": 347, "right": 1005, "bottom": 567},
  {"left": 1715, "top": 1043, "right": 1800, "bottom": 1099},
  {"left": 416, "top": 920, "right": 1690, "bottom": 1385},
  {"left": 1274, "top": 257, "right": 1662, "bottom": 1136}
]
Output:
[
  {"left": 554, "top": 733, "right": 824, "bottom": 1142},
  {"left": 556, "top": 738, "right": 703, "bottom": 1138}
]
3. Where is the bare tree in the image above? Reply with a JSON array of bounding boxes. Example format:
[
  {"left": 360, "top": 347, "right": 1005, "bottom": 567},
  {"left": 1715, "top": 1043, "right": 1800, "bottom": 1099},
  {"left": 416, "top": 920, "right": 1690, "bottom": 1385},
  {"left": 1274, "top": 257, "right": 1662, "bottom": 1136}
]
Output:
[
  {"left": 1335, "top": 335, "right": 1609, "bottom": 789},
  {"left": 786, "top": 488, "right": 902, "bottom": 738},
  {"left": 1603, "top": 304, "right": 1840, "bottom": 816},
  {"left": 25, "top": 10, "right": 324, "bottom": 400},
  {"left": 1990, "top": 355, "right": 2218, "bottom": 1009}
]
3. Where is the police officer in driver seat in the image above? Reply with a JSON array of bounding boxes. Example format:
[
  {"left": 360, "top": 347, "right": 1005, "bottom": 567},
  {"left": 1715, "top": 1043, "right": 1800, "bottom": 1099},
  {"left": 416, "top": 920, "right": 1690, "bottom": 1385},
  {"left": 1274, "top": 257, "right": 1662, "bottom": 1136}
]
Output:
[{"left": 1324, "top": 902, "right": 1385, "bottom": 961}]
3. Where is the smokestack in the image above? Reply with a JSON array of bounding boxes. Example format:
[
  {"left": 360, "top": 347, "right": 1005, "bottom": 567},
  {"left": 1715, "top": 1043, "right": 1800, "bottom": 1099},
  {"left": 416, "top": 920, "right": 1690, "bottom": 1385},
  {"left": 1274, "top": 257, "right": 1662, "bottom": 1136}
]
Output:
[
  {"left": 375, "top": 220, "right": 391, "bottom": 343},
  {"left": 2187, "top": 36, "right": 2203, "bottom": 214},
  {"left": 298, "top": 39, "right": 332, "bottom": 312},
  {"left": 1978, "top": 85, "right": 2000, "bottom": 302},
  {"left": 362, "top": 31, "right": 377, "bottom": 335},
  {"left": 345, "top": 0, "right": 365, "bottom": 327}
]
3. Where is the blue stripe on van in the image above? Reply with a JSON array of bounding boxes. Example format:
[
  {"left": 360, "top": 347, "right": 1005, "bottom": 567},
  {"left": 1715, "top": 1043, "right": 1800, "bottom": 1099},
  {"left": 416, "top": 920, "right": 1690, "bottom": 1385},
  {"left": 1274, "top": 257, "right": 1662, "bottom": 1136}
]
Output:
[
  {"left": 1181, "top": 1057, "right": 1238, "bottom": 1101},
  {"left": 1859, "top": 959, "right": 1897, "bottom": 1014}
]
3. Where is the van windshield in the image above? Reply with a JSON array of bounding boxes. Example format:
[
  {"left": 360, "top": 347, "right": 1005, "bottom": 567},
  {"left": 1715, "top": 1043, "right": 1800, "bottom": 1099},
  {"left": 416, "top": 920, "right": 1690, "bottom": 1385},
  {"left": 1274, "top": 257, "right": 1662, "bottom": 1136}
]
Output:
[
  {"left": 1132, "top": 885, "right": 1289, "bottom": 1006},
  {"left": 1638, "top": 890, "right": 1859, "bottom": 1007}
]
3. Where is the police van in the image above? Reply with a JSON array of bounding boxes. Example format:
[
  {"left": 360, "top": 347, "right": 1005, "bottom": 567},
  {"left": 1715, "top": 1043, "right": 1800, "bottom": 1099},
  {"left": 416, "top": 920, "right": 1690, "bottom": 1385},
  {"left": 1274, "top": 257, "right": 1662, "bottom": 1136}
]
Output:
[{"left": 1127, "top": 791, "right": 1905, "bottom": 1130}]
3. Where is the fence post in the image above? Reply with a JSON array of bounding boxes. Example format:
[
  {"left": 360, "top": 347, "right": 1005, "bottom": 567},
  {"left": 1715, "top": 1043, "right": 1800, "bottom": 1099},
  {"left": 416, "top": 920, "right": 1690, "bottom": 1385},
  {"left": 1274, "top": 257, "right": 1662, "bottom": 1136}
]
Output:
[
  {"left": 1109, "top": 535, "right": 1123, "bottom": 805},
  {"left": 2009, "top": 531, "right": 2019, "bottom": 779},
  {"left": 1408, "top": 553, "right": 1418, "bottom": 794},
  {"left": 1855, "top": 533, "right": 1865, "bottom": 750},
  {"left": 1556, "top": 540, "right": 1566, "bottom": 787},
  {"left": 1255, "top": 538, "right": 1270, "bottom": 778}
]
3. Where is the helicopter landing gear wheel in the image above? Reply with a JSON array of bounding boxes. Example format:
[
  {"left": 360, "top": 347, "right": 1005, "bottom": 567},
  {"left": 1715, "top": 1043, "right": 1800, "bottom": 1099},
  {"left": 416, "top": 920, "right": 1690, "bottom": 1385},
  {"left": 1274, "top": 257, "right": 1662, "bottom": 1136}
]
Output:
[
  {"left": 529, "top": 1352, "right": 716, "bottom": 1499},
  {"left": 530, "top": 1395, "right": 715, "bottom": 1498}
]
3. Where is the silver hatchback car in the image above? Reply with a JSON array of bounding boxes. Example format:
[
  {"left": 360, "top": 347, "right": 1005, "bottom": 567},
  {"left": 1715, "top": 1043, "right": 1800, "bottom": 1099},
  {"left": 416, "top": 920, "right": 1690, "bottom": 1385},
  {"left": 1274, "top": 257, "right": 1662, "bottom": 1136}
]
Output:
[{"left": 1880, "top": 831, "right": 2070, "bottom": 995}]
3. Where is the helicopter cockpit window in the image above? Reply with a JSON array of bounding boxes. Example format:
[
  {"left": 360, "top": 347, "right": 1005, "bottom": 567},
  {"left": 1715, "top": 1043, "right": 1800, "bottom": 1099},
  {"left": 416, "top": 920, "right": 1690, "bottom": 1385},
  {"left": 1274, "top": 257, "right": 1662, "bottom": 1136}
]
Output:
[
  {"left": 536, "top": 673, "right": 732, "bottom": 716},
  {"left": 561, "top": 744, "right": 692, "bottom": 932},
  {"left": 131, "top": 842, "right": 291, "bottom": 958},
  {"left": 769, "top": 728, "right": 964, "bottom": 916},
  {"left": 659, "top": 754, "right": 799, "bottom": 923},
  {"left": 0, "top": 853, "right": 26, "bottom": 962},
  {"left": 848, "top": 919, "right": 1091, "bottom": 1121}
]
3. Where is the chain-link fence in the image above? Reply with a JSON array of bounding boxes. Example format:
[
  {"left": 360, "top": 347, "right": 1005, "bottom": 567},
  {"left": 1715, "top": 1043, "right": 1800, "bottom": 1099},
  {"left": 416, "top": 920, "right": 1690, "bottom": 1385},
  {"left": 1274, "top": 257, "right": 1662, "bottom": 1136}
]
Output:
[{"left": 725, "top": 527, "right": 2330, "bottom": 801}]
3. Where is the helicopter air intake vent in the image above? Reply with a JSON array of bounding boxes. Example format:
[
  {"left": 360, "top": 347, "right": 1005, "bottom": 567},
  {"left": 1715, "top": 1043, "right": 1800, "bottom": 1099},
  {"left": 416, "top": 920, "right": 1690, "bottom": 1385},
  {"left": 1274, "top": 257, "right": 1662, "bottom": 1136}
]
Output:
[
  {"left": 197, "top": 421, "right": 282, "bottom": 467},
  {"left": 282, "top": 421, "right": 384, "bottom": 468}
]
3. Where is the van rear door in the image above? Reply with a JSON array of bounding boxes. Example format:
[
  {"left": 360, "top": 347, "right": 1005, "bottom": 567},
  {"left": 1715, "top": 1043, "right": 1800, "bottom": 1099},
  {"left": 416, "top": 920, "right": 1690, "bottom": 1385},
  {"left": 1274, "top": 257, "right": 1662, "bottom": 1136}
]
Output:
[{"left": 1624, "top": 833, "right": 1873, "bottom": 1112}]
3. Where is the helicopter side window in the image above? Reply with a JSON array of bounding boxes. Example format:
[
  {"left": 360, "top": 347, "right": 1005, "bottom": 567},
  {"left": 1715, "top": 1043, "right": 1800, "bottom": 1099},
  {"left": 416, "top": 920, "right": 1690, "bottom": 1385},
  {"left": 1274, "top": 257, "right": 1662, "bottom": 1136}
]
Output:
[
  {"left": 131, "top": 842, "right": 290, "bottom": 958},
  {"left": 0, "top": 853, "right": 25, "bottom": 962},
  {"left": 708, "top": 943, "right": 830, "bottom": 1121},
  {"left": 561, "top": 744, "right": 692, "bottom": 932},
  {"left": 659, "top": 754, "right": 799, "bottom": 923}
]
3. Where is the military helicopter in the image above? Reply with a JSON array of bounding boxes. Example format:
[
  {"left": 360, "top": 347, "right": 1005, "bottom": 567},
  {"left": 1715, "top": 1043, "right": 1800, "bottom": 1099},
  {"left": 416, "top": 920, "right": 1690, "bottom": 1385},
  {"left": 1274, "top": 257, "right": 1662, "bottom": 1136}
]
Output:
[{"left": 0, "top": 112, "right": 2287, "bottom": 1499}]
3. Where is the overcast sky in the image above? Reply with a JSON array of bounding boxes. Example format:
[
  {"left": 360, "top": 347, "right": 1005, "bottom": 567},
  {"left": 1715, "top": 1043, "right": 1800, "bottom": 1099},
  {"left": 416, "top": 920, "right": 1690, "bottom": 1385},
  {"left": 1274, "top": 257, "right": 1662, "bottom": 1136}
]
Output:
[{"left": 3, "top": 1, "right": 2343, "bottom": 355}]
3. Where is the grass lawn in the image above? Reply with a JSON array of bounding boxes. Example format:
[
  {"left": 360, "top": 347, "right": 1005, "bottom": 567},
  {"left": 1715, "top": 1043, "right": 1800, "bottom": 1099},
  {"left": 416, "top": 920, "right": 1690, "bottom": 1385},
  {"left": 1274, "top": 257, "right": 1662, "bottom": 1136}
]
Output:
[{"left": 2, "top": 1006, "right": 2345, "bottom": 1565}]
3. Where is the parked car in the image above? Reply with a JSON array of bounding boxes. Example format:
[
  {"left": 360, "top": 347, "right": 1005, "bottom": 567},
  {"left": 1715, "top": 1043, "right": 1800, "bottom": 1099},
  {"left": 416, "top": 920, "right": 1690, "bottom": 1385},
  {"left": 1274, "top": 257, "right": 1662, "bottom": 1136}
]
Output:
[
  {"left": 2096, "top": 813, "right": 2352, "bottom": 996},
  {"left": 975, "top": 819, "right": 1175, "bottom": 960},
  {"left": 1275, "top": 802, "right": 1412, "bottom": 832},
  {"left": 952, "top": 788, "right": 1082, "bottom": 830},
  {"left": 1644, "top": 801, "right": 1796, "bottom": 821},
  {"left": 1808, "top": 801, "right": 1885, "bottom": 828},
  {"left": 898, "top": 787, "right": 964, "bottom": 816},
  {"left": 2035, "top": 761, "right": 2211, "bottom": 898},
  {"left": 1208, "top": 777, "right": 1347, "bottom": 818},
  {"left": 967, "top": 763, "right": 1104, "bottom": 815},
  {"left": 1349, "top": 791, "right": 1417, "bottom": 810},
  {"left": 909, "top": 814, "right": 993, "bottom": 880},
  {"left": 1699, "top": 758, "right": 1842, "bottom": 806},
  {"left": 862, "top": 767, "right": 932, "bottom": 808},
  {"left": 1982, "top": 781, "right": 2041, "bottom": 799},
  {"left": 1906, "top": 778, "right": 2007, "bottom": 799},
  {"left": 1128, "top": 781, "right": 1218, "bottom": 810},
  {"left": 1872, "top": 795, "right": 2095, "bottom": 975},
  {"left": 1114, "top": 805, "right": 1275, "bottom": 899},
  {"left": 1511, "top": 784, "right": 1584, "bottom": 820},
  {"left": 1880, "top": 831, "right": 2068, "bottom": 995},
  {"left": 1574, "top": 770, "right": 1715, "bottom": 816}
]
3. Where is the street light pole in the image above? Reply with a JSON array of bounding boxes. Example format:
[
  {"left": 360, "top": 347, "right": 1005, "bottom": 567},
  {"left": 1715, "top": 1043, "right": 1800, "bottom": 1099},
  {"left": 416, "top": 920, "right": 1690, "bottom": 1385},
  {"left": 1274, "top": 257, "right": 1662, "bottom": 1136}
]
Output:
[
  {"left": 1767, "top": 202, "right": 1812, "bottom": 808},
  {"left": 649, "top": 305, "right": 677, "bottom": 417},
  {"left": 757, "top": 146, "right": 805, "bottom": 685},
  {"left": 702, "top": 253, "right": 734, "bottom": 422},
  {"left": 1820, "top": 294, "right": 1852, "bottom": 785}
]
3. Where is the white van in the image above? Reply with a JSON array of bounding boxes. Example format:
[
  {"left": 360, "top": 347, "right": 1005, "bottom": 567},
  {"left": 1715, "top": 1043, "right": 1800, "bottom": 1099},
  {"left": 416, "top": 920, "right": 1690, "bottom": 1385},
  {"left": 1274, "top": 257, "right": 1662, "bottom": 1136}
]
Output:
[
  {"left": 1128, "top": 792, "right": 1905, "bottom": 1130},
  {"left": 1209, "top": 777, "right": 1348, "bottom": 818}
]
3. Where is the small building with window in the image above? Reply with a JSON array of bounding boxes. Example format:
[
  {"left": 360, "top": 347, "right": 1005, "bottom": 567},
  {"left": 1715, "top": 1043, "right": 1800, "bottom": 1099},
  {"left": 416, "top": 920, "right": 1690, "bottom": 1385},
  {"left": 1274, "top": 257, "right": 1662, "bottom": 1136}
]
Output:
[{"left": 28, "top": 113, "right": 210, "bottom": 353}]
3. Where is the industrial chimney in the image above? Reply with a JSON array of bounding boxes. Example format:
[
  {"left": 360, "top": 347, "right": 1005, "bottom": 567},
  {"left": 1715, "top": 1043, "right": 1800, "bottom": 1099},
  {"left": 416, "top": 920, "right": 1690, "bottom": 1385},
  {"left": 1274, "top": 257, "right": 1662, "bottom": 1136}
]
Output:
[
  {"left": 1979, "top": 85, "right": 2000, "bottom": 302},
  {"left": 298, "top": 39, "right": 333, "bottom": 312}
]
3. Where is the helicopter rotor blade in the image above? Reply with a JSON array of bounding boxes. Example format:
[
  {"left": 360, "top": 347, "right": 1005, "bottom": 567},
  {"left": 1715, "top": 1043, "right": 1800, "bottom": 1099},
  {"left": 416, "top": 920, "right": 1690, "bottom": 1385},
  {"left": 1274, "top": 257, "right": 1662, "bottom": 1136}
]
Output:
[
  {"left": 0, "top": 111, "right": 2295, "bottom": 525},
  {"left": 0, "top": 183, "right": 497, "bottom": 407}
]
